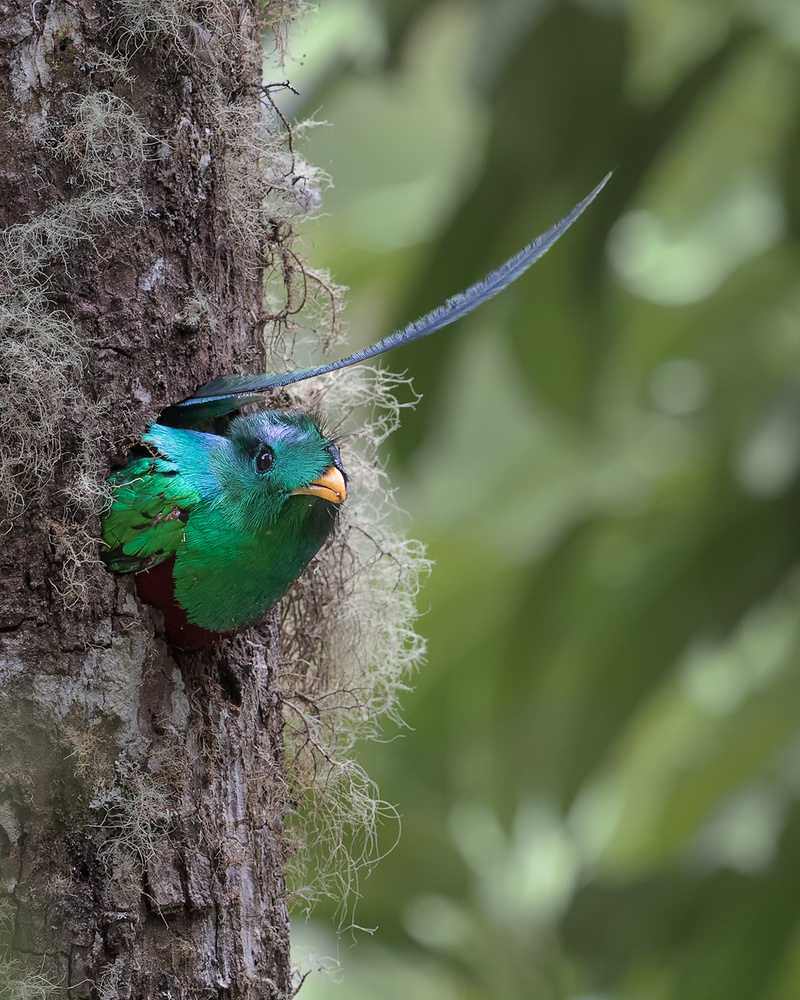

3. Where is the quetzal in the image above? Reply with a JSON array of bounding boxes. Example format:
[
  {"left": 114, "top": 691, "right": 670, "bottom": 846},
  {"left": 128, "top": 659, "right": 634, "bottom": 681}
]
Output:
[{"left": 101, "top": 174, "right": 611, "bottom": 649}]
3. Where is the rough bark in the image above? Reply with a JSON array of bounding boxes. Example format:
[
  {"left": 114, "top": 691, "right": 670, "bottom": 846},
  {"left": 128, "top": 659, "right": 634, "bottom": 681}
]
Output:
[{"left": 0, "top": 1, "right": 295, "bottom": 995}]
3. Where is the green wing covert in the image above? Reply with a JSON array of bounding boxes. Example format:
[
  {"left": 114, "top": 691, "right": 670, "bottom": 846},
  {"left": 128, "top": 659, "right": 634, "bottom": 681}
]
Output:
[{"left": 101, "top": 455, "right": 200, "bottom": 573}]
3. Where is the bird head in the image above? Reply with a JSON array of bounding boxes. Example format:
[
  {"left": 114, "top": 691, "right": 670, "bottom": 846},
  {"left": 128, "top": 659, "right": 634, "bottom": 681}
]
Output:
[{"left": 212, "top": 410, "right": 347, "bottom": 533}]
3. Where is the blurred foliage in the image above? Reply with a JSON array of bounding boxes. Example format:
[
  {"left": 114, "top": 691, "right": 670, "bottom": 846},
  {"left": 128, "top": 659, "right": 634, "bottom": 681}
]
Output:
[{"left": 274, "top": 0, "right": 800, "bottom": 997}]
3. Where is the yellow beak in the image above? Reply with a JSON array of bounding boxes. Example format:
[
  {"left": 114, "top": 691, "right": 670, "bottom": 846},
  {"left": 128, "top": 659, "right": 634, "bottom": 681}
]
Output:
[{"left": 290, "top": 466, "right": 347, "bottom": 504}]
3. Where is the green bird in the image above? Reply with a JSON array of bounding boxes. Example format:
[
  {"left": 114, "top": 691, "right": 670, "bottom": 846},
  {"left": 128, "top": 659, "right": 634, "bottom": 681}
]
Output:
[{"left": 101, "top": 174, "right": 610, "bottom": 649}]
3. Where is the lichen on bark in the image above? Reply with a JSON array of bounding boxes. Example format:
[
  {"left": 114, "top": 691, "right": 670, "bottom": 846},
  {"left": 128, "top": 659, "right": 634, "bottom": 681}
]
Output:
[
  {"left": 0, "top": 0, "right": 428, "bottom": 996},
  {"left": 0, "top": 1, "right": 303, "bottom": 995}
]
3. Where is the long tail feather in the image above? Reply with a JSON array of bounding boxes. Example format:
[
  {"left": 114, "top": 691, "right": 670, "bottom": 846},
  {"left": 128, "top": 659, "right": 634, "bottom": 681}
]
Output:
[{"left": 171, "top": 172, "right": 612, "bottom": 422}]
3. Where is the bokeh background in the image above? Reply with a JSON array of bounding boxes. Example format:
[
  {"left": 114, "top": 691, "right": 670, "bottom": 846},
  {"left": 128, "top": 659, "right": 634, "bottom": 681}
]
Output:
[{"left": 272, "top": 1, "right": 800, "bottom": 997}]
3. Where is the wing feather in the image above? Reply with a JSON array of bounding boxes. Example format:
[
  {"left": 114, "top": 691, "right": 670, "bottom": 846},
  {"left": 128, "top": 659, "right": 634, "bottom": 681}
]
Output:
[{"left": 101, "top": 455, "right": 199, "bottom": 573}]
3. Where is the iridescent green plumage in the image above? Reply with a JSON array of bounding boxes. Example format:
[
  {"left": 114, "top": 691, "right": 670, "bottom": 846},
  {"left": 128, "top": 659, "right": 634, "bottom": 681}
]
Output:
[
  {"left": 102, "top": 414, "right": 345, "bottom": 641},
  {"left": 102, "top": 453, "right": 196, "bottom": 574},
  {"left": 102, "top": 176, "right": 610, "bottom": 646}
]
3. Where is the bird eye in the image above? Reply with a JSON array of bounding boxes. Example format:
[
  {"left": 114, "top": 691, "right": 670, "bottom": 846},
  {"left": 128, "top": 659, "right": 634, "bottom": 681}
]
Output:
[{"left": 255, "top": 446, "right": 275, "bottom": 473}]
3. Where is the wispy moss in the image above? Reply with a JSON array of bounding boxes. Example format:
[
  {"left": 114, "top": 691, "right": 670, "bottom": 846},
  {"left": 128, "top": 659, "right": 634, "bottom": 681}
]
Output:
[
  {"left": 0, "top": 191, "right": 139, "bottom": 523},
  {"left": 279, "top": 365, "right": 430, "bottom": 921}
]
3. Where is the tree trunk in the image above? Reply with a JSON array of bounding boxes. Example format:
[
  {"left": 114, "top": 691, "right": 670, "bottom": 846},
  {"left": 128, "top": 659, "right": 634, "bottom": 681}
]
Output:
[{"left": 0, "top": 2, "right": 301, "bottom": 995}]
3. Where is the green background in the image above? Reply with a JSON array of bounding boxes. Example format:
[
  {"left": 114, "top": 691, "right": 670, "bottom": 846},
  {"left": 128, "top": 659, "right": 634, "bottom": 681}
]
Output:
[{"left": 276, "top": 0, "right": 800, "bottom": 996}]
